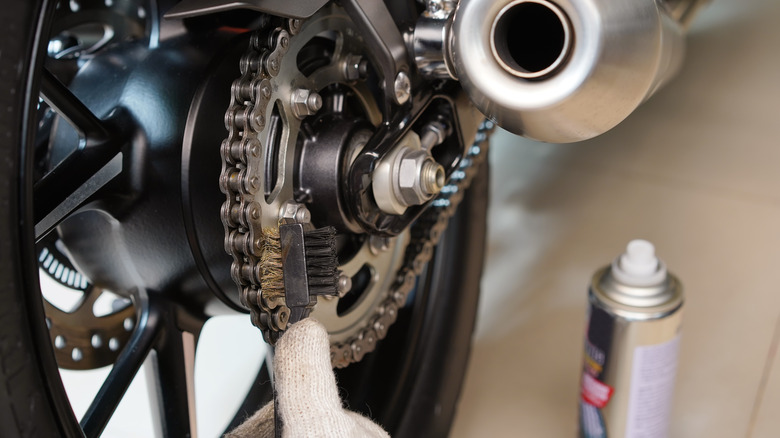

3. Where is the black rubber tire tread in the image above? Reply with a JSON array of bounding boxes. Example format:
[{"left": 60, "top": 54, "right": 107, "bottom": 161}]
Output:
[{"left": 0, "top": 0, "right": 83, "bottom": 436}]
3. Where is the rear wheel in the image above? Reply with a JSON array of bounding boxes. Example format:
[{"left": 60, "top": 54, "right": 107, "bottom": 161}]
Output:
[{"left": 0, "top": 0, "right": 490, "bottom": 436}]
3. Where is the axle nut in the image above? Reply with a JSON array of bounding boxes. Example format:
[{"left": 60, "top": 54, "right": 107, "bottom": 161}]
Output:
[{"left": 372, "top": 131, "right": 446, "bottom": 215}]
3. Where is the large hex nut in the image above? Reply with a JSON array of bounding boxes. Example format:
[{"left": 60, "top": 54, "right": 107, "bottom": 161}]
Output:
[
  {"left": 290, "top": 88, "right": 323, "bottom": 120},
  {"left": 279, "top": 201, "right": 311, "bottom": 224},
  {"left": 397, "top": 150, "right": 433, "bottom": 206},
  {"left": 372, "top": 130, "right": 447, "bottom": 215}
]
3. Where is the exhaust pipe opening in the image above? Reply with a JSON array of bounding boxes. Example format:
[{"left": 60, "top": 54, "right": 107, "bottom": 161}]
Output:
[{"left": 491, "top": 0, "right": 572, "bottom": 79}]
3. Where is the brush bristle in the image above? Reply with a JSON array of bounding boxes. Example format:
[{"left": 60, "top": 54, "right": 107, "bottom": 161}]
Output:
[
  {"left": 260, "top": 227, "right": 284, "bottom": 300},
  {"left": 304, "top": 226, "right": 339, "bottom": 295}
]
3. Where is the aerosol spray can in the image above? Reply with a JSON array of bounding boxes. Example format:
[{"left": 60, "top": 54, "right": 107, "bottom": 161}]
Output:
[{"left": 579, "top": 240, "right": 683, "bottom": 438}]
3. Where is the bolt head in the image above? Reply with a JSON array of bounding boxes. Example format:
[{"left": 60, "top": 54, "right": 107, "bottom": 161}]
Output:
[
  {"left": 369, "top": 235, "right": 391, "bottom": 254},
  {"left": 307, "top": 92, "right": 322, "bottom": 112},
  {"left": 295, "top": 208, "right": 311, "bottom": 223},
  {"left": 343, "top": 54, "right": 363, "bottom": 81},
  {"left": 279, "top": 201, "right": 311, "bottom": 224},
  {"left": 337, "top": 274, "right": 352, "bottom": 297},
  {"left": 398, "top": 157, "right": 419, "bottom": 189},
  {"left": 396, "top": 151, "right": 440, "bottom": 205},
  {"left": 394, "top": 72, "right": 411, "bottom": 105},
  {"left": 291, "top": 89, "right": 322, "bottom": 120}
]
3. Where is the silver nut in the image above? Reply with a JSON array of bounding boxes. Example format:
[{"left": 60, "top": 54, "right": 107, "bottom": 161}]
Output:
[
  {"left": 337, "top": 274, "right": 352, "bottom": 298},
  {"left": 291, "top": 88, "right": 322, "bottom": 120},
  {"left": 369, "top": 235, "right": 391, "bottom": 255},
  {"left": 393, "top": 72, "right": 411, "bottom": 105},
  {"left": 279, "top": 201, "right": 311, "bottom": 224},
  {"left": 398, "top": 157, "right": 420, "bottom": 189},
  {"left": 296, "top": 208, "right": 311, "bottom": 223},
  {"left": 397, "top": 152, "right": 442, "bottom": 205}
]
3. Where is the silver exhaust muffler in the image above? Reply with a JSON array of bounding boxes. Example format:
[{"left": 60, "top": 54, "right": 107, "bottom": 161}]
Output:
[{"left": 438, "top": 0, "right": 703, "bottom": 143}]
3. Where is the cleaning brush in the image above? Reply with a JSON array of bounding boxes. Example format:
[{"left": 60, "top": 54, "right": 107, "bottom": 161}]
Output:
[
  {"left": 260, "top": 224, "right": 339, "bottom": 328},
  {"left": 261, "top": 224, "right": 339, "bottom": 438},
  {"left": 296, "top": 226, "right": 340, "bottom": 296}
]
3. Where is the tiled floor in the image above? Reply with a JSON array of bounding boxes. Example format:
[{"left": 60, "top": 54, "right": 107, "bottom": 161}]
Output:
[{"left": 451, "top": 1, "right": 780, "bottom": 436}]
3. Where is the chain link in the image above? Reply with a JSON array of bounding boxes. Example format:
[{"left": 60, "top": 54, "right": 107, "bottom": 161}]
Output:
[
  {"left": 219, "top": 15, "right": 494, "bottom": 365},
  {"left": 220, "top": 18, "right": 296, "bottom": 345}
]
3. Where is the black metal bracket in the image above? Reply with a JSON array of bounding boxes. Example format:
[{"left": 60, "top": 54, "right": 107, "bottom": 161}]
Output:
[
  {"left": 341, "top": 0, "right": 411, "bottom": 108},
  {"left": 345, "top": 81, "right": 472, "bottom": 237}
]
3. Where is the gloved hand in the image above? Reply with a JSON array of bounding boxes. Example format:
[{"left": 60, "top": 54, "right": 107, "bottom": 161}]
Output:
[{"left": 226, "top": 318, "right": 390, "bottom": 438}]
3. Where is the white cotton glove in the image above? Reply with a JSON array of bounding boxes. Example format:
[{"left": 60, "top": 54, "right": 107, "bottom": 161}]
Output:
[{"left": 226, "top": 318, "right": 390, "bottom": 438}]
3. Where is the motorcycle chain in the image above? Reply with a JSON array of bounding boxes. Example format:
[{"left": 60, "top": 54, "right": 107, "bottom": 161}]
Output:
[{"left": 219, "top": 16, "right": 493, "bottom": 367}]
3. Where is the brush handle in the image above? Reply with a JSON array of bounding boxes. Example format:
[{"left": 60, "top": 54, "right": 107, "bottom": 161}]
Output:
[
  {"left": 280, "top": 223, "right": 312, "bottom": 308},
  {"left": 274, "top": 388, "right": 283, "bottom": 438}
]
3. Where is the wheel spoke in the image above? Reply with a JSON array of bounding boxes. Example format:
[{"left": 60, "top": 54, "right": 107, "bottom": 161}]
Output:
[
  {"left": 147, "top": 316, "right": 199, "bottom": 437},
  {"left": 40, "top": 69, "right": 109, "bottom": 141},
  {"left": 34, "top": 151, "right": 123, "bottom": 241},
  {"left": 80, "top": 294, "right": 162, "bottom": 438},
  {"left": 35, "top": 69, "right": 127, "bottom": 240}
]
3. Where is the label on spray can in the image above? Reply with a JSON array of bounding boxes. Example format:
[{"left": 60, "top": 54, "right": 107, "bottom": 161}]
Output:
[
  {"left": 580, "top": 304, "right": 616, "bottom": 438},
  {"left": 624, "top": 335, "right": 681, "bottom": 438},
  {"left": 578, "top": 240, "right": 683, "bottom": 438}
]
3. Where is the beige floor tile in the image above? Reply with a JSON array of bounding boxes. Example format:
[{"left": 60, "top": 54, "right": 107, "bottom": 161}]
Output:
[
  {"left": 750, "top": 319, "right": 780, "bottom": 438},
  {"left": 452, "top": 133, "right": 780, "bottom": 437},
  {"left": 452, "top": 2, "right": 780, "bottom": 435}
]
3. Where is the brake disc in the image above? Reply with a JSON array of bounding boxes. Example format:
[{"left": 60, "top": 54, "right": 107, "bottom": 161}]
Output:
[
  {"left": 38, "top": 231, "right": 136, "bottom": 370},
  {"left": 43, "top": 284, "right": 136, "bottom": 370}
]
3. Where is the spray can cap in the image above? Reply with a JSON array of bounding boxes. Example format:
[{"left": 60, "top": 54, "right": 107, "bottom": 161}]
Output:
[{"left": 610, "top": 239, "right": 667, "bottom": 287}]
